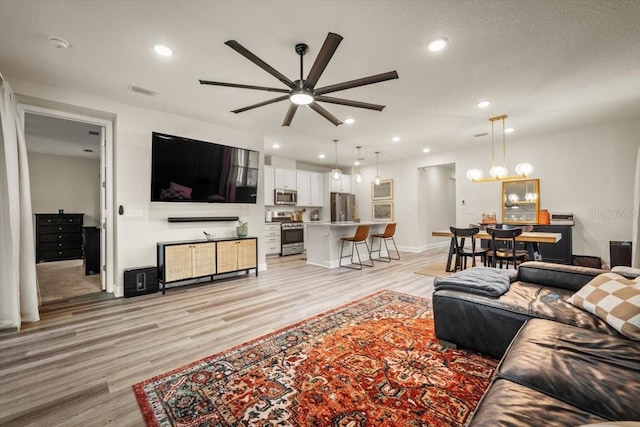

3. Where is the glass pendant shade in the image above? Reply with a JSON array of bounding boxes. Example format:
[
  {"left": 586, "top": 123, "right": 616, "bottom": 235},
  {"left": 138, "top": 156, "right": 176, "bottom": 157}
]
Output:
[
  {"left": 466, "top": 169, "right": 484, "bottom": 181},
  {"left": 331, "top": 168, "right": 342, "bottom": 181},
  {"left": 489, "top": 165, "right": 508, "bottom": 179},
  {"left": 374, "top": 175, "right": 381, "bottom": 185},
  {"left": 515, "top": 162, "right": 534, "bottom": 177},
  {"left": 354, "top": 172, "right": 363, "bottom": 184}
]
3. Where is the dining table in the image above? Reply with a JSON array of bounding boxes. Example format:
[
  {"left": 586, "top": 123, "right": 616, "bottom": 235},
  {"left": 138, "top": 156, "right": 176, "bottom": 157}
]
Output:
[{"left": 431, "top": 229, "right": 563, "bottom": 272}]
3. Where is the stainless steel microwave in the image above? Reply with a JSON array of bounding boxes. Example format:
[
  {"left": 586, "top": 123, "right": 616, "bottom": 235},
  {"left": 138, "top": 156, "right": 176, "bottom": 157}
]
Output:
[{"left": 275, "top": 189, "right": 297, "bottom": 205}]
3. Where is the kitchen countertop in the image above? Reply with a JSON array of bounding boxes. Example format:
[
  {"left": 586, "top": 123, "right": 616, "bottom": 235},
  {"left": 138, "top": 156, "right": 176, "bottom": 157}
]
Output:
[{"left": 305, "top": 221, "right": 384, "bottom": 226}]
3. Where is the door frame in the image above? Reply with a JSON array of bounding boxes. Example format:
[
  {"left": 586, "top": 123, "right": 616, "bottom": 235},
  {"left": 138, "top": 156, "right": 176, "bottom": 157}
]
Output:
[{"left": 18, "top": 103, "right": 116, "bottom": 294}]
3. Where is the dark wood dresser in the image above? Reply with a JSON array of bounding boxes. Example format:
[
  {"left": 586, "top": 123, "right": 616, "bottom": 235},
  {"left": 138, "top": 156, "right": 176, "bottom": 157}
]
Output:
[{"left": 35, "top": 213, "right": 84, "bottom": 263}]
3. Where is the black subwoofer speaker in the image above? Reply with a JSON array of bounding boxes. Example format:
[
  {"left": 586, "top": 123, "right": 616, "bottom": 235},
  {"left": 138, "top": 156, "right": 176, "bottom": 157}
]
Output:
[{"left": 124, "top": 266, "right": 158, "bottom": 298}]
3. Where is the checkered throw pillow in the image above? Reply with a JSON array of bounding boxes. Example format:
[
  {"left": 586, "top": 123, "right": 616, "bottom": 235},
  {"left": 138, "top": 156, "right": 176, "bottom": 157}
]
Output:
[{"left": 569, "top": 272, "right": 640, "bottom": 341}]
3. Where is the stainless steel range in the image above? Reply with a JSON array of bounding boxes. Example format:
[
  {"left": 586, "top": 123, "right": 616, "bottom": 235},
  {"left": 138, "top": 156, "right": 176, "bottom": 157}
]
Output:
[{"left": 280, "top": 221, "right": 304, "bottom": 256}]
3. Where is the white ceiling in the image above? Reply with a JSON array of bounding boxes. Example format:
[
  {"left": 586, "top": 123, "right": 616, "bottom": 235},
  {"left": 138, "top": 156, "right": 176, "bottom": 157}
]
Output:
[
  {"left": 24, "top": 113, "right": 102, "bottom": 159},
  {"left": 1, "top": 0, "right": 639, "bottom": 169}
]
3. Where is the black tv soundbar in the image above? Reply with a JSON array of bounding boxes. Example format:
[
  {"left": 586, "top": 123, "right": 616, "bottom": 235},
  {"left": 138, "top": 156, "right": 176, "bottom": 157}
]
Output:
[{"left": 167, "top": 216, "right": 240, "bottom": 223}]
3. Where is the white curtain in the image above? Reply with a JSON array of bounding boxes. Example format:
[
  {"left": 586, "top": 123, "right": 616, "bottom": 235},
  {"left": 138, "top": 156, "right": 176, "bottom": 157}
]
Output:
[
  {"left": 632, "top": 145, "right": 640, "bottom": 268},
  {"left": 0, "top": 76, "right": 39, "bottom": 330}
]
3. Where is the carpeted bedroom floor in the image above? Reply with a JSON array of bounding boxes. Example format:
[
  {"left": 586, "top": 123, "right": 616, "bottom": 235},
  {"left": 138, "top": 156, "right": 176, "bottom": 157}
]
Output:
[{"left": 36, "top": 259, "right": 102, "bottom": 303}]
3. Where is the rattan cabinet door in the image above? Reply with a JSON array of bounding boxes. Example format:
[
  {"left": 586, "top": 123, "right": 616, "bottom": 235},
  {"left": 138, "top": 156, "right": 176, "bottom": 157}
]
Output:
[
  {"left": 216, "top": 241, "right": 238, "bottom": 274},
  {"left": 164, "top": 244, "right": 193, "bottom": 282},
  {"left": 237, "top": 239, "right": 257, "bottom": 270},
  {"left": 192, "top": 243, "right": 216, "bottom": 277}
]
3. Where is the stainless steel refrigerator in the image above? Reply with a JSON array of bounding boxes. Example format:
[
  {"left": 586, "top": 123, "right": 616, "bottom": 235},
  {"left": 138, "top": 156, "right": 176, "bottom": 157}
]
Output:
[{"left": 331, "top": 192, "right": 356, "bottom": 222}]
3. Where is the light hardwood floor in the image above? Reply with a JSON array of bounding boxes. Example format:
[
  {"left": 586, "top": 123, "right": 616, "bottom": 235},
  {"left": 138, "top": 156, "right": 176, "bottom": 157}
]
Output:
[{"left": 0, "top": 248, "right": 447, "bottom": 426}]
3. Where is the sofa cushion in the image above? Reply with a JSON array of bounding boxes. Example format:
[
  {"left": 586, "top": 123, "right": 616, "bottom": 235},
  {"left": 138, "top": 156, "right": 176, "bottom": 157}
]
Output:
[
  {"left": 496, "top": 319, "right": 640, "bottom": 421},
  {"left": 467, "top": 378, "right": 607, "bottom": 427},
  {"left": 569, "top": 273, "right": 640, "bottom": 340}
]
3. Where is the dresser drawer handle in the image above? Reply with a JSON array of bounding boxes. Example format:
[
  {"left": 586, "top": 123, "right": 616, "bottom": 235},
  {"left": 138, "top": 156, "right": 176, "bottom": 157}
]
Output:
[
  {"left": 58, "top": 235, "right": 62, "bottom": 239},
  {"left": 59, "top": 251, "right": 63, "bottom": 255},
  {"left": 59, "top": 243, "right": 63, "bottom": 247},
  {"left": 58, "top": 227, "right": 62, "bottom": 231}
]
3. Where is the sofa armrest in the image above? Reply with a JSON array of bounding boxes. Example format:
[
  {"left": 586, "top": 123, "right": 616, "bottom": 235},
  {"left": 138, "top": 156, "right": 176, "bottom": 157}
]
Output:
[{"left": 517, "top": 261, "right": 606, "bottom": 292}]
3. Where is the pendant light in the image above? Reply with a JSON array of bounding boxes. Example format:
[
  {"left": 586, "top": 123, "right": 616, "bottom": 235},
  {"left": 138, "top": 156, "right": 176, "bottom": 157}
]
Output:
[
  {"left": 331, "top": 139, "right": 342, "bottom": 181},
  {"left": 466, "top": 114, "right": 535, "bottom": 182},
  {"left": 354, "top": 145, "right": 363, "bottom": 184},
  {"left": 374, "top": 151, "right": 381, "bottom": 185}
]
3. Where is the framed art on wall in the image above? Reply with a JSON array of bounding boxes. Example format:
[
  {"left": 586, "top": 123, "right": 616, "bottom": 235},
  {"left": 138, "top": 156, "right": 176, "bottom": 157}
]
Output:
[
  {"left": 371, "top": 179, "right": 393, "bottom": 200},
  {"left": 372, "top": 202, "right": 394, "bottom": 221}
]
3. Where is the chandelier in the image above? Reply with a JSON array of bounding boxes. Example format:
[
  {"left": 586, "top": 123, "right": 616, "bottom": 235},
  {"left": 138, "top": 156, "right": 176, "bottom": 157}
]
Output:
[{"left": 466, "top": 114, "right": 534, "bottom": 182}]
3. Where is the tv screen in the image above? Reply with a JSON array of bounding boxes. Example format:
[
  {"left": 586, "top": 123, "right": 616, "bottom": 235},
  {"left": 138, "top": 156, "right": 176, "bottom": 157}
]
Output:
[{"left": 151, "top": 132, "right": 259, "bottom": 203}]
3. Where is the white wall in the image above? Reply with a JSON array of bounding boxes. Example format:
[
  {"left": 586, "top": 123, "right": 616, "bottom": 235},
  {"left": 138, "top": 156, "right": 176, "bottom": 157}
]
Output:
[
  {"left": 10, "top": 76, "right": 266, "bottom": 297},
  {"left": 27, "top": 152, "right": 100, "bottom": 224},
  {"left": 358, "top": 119, "right": 640, "bottom": 262}
]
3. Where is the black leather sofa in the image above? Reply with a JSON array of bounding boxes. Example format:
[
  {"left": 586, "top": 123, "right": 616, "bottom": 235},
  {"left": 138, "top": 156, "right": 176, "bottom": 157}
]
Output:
[
  {"left": 433, "top": 261, "right": 619, "bottom": 359},
  {"left": 468, "top": 319, "right": 640, "bottom": 426},
  {"left": 432, "top": 261, "right": 640, "bottom": 425}
]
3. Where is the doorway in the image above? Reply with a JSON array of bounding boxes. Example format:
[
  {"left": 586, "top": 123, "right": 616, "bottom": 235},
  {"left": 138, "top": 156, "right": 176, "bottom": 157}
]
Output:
[
  {"left": 418, "top": 163, "right": 456, "bottom": 250},
  {"left": 20, "top": 104, "right": 115, "bottom": 301}
]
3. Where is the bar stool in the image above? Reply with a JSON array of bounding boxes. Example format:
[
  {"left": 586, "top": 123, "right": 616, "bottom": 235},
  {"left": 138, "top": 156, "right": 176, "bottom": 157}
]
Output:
[
  {"left": 339, "top": 225, "right": 374, "bottom": 270},
  {"left": 370, "top": 223, "right": 400, "bottom": 262},
  {"left": 450, "top": 226, "right": 489, "bottom": 271}
]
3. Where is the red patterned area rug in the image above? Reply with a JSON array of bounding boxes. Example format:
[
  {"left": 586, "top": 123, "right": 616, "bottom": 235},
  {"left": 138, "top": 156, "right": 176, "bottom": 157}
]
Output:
[{"left": 133, "top": 290, "right": 497, "bottom": 426}]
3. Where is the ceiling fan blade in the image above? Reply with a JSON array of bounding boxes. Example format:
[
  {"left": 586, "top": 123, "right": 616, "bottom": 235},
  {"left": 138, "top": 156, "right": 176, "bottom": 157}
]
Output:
[
  {"left": 199, "top": 80, "right": 289, "bottom": 93},
  {"left": 282, "top": 104, "right": 299, "bottom": 127},
  {"left": 314, "top": 96, "right": 386, "bottom": 111},
  {"left": 309, "top": 103, "right": 342, "bottom": 126},
  {"left": 225, "top": 40, "right": 296, "bottom": 89},
  {"left": 305, "top": 32, "right": 343, "bottom": 89},
  {"left": 315, "top": 70, "right": 399, "bottom": 95},
  {"left": 231, "top": 95, "right": 289, "bottom": 114}
]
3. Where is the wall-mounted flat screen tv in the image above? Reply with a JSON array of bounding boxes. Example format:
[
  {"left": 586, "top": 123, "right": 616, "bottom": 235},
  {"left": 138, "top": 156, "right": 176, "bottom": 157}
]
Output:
[{"left": 151, "top": 132, "right": 259, "bottom": 203}]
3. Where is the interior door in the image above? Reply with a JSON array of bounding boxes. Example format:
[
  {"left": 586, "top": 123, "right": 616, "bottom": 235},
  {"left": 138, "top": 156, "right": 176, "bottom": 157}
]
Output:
[{"left": 100, "top": 126, "right": 106, "bottom": 290}]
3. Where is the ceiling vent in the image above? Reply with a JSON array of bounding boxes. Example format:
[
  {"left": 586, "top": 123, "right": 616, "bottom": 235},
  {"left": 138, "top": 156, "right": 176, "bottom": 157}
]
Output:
[
  {"left": 129, "top": 84, "right": 158, "bottom": 96},
  {"left": 88, "top": 130, "right": 100, "bottom": 136}
]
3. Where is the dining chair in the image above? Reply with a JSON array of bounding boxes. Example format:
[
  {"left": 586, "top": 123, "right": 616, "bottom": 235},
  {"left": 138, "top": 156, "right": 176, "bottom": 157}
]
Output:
[
  {"left": 449, "top": 226, "right": 489, "bottom": 271},
  {"left": 487, "top": 227, "right": 528, "bottom": 269},
  {"left": 339, "top": 225, "right": 374, "bottom": 270}
]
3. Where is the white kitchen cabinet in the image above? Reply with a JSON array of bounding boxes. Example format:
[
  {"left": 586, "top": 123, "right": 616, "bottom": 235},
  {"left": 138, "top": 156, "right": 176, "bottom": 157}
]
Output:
[
  {"left": 274, "top": 168, "right": 296, "bottom": 190},
  {"left": 295, "top": 171, "right": 324, "bottom": 207},
  {"left": 309, "top": 172, "right": 324, "bottom": 206},
  {"left": 264, "top": 223, "right": 281, "bottom": 255},
  {"left": 264, "top": 165, "right": 275, "bottom": 206}
]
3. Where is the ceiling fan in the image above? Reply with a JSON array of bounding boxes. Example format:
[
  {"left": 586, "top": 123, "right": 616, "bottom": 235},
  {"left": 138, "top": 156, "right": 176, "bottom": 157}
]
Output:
[{"left": 199, "top": 32, "right": 399, "bottom": 126}]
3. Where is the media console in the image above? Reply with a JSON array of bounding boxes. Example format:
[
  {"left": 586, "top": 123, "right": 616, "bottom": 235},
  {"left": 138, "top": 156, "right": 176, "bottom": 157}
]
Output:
[{"left": 156, "top": 236, "right": 258, "bottom": 294}]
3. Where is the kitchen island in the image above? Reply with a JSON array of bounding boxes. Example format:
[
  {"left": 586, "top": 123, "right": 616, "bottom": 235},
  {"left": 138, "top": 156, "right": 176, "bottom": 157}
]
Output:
[{"left": 305, "top": 221, "right": 390, "bottom": 268}]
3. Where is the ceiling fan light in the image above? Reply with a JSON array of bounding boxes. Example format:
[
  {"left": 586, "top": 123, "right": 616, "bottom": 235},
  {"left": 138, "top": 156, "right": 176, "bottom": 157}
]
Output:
[
  {"left": 290, "top": 88, "right": 314, "bottom": 105},
  {"left": 331, "top": 168, "right": 342, "bottom": 181}
]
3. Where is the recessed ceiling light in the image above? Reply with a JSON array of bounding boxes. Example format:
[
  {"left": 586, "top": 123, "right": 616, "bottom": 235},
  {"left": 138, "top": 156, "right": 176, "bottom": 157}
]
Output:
[
  {"left": 504, "top": 127, "right": 515, "bottom": 134},
  {"left": 153, "top": 44, "right": 173, "bottom": 57},
  {"left": 344, "top": 118, "right": 355, "bottom": 125},
  {"left": 476, "top": 100, "right": 491, "bottom": 108},
  {"left": 422, "top": 148, "right": 431, "bottom": 153},
  {"left": 272, "top": 143, "right": 280, "bottom": 149},
  {"left": 318, "top": 154, "right": 325, "bottom": 159},
  {"left": 49, "top": 37, "right": 70, "bottom": 49},
  {"left": 392, "top": 136, "right": 400, "bottom": 143},
  {"left": 428, "top": 37, "right": 448, "bottom": 52}
]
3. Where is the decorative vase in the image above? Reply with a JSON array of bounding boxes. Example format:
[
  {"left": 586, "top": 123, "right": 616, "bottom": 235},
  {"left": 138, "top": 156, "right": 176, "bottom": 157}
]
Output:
[
  {"left": 539, "top": 209, "right": 550, "bottom": 225},
  {"left": 236, "top": 225, "right": 248, "bottom": 237}
]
